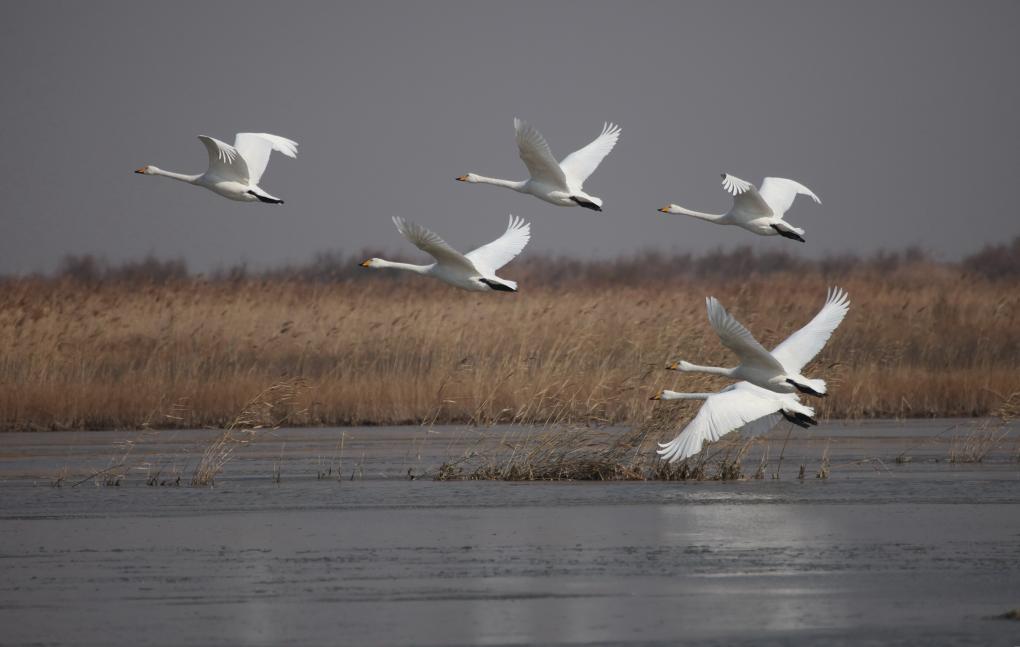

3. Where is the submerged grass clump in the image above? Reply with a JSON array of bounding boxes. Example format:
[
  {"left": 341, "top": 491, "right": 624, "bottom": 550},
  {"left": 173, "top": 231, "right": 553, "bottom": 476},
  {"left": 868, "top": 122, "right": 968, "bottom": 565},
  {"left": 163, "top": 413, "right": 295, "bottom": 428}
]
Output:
[
  {"left": 430, "top": 404, "right": 763, "bottom": 482},
  {"left": 191, "top": 379, "right": 308, "bottom": 486},
  {"left": 948, "top": 425, "right": 1010, "bottom": 464},
  {"left": 430, "top": 427, "right": 760, "bottom": 482}
]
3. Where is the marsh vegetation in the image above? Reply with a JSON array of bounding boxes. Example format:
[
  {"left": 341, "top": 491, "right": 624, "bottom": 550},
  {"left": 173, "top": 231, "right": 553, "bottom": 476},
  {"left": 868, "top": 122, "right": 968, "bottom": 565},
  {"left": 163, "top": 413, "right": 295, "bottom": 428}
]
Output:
[{"left": 1, "top": 242, "right": 1018, "bottom": 432}]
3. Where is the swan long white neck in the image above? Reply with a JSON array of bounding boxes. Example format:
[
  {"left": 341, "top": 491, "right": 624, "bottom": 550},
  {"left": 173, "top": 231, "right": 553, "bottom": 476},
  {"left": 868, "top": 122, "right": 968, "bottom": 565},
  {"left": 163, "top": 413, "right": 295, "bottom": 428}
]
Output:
[
  {"left": 678, "top": 362, "right": 736, "bottom": 378},
  {"left": 469, "top": 175, "right": 527, "bottom": 191},
  {"left": 372, "top": 259, "right": 431, "bottom": 274},
  {"left": 151, "top": 168, "right": 202, "bottom": 184},
  {"left": 659, "top": 391, "right": 714, "bottom": 401},
  {"left": 668, "top": 205, "right": 723, "bottom": 222}
]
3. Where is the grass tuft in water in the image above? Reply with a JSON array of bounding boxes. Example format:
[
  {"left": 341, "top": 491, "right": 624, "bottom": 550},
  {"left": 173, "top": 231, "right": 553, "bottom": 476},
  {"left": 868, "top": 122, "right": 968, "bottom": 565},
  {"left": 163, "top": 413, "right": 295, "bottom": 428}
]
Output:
[{"left": 191, "top": 379, "right": 309, "bottom": 487}]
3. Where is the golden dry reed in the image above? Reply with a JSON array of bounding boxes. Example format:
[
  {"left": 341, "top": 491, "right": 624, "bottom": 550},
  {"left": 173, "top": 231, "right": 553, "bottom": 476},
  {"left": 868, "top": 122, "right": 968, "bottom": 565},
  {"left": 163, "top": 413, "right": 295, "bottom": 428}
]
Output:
[
  {"left": 1, "top": 255, "right": 1018, "bottom": 431},
  {"left": 191, "top": 378, "right": 309, "bottom": 486}
]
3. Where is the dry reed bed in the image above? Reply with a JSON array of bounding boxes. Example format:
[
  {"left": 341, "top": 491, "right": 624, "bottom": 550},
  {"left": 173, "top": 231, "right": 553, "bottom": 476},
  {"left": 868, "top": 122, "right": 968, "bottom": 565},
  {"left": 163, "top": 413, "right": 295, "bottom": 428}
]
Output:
[{"left": 1, "top": 262, "right": 1018, "bottom": 431}]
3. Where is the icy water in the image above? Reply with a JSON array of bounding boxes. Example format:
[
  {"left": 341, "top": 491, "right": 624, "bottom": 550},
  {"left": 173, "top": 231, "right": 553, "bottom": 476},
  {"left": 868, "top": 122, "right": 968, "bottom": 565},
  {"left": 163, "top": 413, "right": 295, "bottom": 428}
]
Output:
[{"left": 1, "top": 420, "right": 1019, "bottom": 646}]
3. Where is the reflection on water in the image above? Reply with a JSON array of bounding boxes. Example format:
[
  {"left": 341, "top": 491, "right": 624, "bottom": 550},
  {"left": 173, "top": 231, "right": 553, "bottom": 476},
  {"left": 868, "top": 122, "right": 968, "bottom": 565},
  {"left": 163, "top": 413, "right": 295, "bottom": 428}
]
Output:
[{"left": 0, "top": 420, "right": 1018, "bottom": 646}]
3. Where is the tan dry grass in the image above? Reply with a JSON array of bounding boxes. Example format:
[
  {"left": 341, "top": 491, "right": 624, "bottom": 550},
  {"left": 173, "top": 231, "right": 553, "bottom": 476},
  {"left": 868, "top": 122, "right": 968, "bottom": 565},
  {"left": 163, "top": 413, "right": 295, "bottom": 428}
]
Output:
[
  {"left": 1, "top": 263, "right": 1018, "bottom": 431},
  {"left": 191, "top": 378, "right": 309, "bottom": 486}
]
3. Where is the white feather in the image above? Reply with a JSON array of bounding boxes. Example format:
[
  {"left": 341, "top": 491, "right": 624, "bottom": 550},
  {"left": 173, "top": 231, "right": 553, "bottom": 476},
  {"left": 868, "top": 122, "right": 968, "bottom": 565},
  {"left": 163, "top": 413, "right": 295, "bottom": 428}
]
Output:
[
  {"left": 458, "top": 118, "right": 620, "bottom": 210},
  {"left": 661, "top": 173, "right": 820, "bottom": 239},
  {"left": 363, "top": 216, "right": 532, "bottom": 293},
  {"left": 770, "top": 287, "right": 851, "bottom": 373},
  {"left": 655, "top": 383, "right": 812, "bottom": 463},
  {"left": 673, "top": 288, "right": 850, "bottom": 397},
  {"left": 138, "top": 131, "right": 297, "bottom": 203}
]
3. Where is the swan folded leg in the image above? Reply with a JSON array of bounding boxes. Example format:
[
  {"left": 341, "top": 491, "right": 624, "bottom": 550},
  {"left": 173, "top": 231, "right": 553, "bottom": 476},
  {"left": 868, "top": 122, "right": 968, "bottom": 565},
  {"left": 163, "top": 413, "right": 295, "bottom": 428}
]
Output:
[
  {"left": 247, "top": 189, "right": 284, "bottom": 204},
  {"left": 786, "top": 377, "right": 827, "bottom": 397},
  {"left": 478, "top": 278, "right": 516, "bottom": 292},
  {"left": 781, "top": 410, "right": 818, "bottom": 428},
  {"left": 570, "top": 196, "right": 603, "bottom": 212},
  {"left": 770, "top": 223, "right": 805, "bottom": 242}
]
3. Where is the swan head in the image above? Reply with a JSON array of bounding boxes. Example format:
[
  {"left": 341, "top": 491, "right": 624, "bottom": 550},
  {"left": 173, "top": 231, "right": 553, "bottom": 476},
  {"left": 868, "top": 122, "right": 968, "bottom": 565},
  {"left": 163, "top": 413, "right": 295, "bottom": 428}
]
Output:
[
  {"left": 135, "top": 165, "right": 155, "bottom": 175},
  {"left": 665, "top": 360, "right": 694, "bottom": 372},
  {"left": 456, "top": 173, "right": 480, "bottom": 183},
  {"left": 649, "top": 390, "right": 663, "bottom": 400},
  {"left": 658, "top": 204, "right": 678, "bottom": 214},
  {"left": 360, "top": 258, "right": 381, "bottom": 268}
]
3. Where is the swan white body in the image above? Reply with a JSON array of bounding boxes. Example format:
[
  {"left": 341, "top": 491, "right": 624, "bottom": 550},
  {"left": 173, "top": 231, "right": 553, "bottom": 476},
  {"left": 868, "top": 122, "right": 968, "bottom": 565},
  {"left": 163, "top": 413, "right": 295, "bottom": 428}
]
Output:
[
  {"left": 670, "top": 287, "right": 850, "bottom": 397},
  {"left": 652, "top": 383, "right": 817, "bottom": 463},
  {"left": 660, "top": 174, "right": 820, "bottom": 242},
  {"left": 361, "top": 215, "right": 531, "bottom": 292},
  {"left": 135, "top": 133, "right": 298, "bottom": 203},
  {"left": 458, "top": 118, "right": 620, "bottom": 212}
]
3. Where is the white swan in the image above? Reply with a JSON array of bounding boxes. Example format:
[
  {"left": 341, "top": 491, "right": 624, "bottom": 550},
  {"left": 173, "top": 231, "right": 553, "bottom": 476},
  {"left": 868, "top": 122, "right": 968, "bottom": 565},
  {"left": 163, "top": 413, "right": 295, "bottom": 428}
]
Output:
[
  {"left": 361, "top": 215, "right": 531, "bottom": 292},
  {"left": 457, "top": 118, "right": 621, "bottom": 212},
  {"left": 669, "top": 287, "right": 850, "bottom": 397},
  {"left": 135, "top": 133, "right": 298, "bottom": 203},
  {"left": 652, "top": 383, "right": 817, "bottom": 463},
  {"left": 660, "top": 173, "right": 820, "bottom": 242},
  {"left": 652, "top": 379, "right": 820, "bottom": 461}
]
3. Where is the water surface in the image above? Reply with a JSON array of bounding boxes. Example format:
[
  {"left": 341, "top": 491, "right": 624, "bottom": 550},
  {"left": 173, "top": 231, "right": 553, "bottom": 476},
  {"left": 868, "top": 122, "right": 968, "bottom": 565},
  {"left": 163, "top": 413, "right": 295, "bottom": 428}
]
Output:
[{"left": 1, "top": 420, "right": 1018, "bottom": 646}]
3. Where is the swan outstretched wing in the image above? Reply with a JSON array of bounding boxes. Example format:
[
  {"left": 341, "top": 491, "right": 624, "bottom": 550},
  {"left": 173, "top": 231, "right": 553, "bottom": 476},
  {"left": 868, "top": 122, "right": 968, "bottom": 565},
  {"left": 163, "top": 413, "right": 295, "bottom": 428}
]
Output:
[
  {"left": 720, "top": 173, "right": 772, "bottom": 222},
  {"left": 514, "top": 118, "right": 568, "bottom": 189},
  {"left": 758, "top": 177, "right": 821, "bottom": 219},
  {"left": 771, "top": 287, "right": 850, "bottom": 373},
  {"left": 234, "top": 133, "right": 298, "bottom": 185},
  {"left": 198, "top": 136, "right": 249, "bottom": 183},
  {"left": 392, "top": 217, "right": 475, "bottom": 272},
  {"left": 465, "top": 215, "right": 531, "bottom": 274},
  {"left": 706, "top": 297, "right": 785, "bottom": 372},
  {"left": 657, "top": 383, "right": 786, "bottom": 462},
  {"left": 558, "top": 122, "right": 621, "bottom": 190}
]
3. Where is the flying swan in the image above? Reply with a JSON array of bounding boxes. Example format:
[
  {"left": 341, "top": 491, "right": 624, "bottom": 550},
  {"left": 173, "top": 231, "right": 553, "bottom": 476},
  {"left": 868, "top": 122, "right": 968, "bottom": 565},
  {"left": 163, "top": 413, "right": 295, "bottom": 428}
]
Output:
[
  {"left": 457, "top": 118, "right": 621, "bottom": 212},
  {"left": 651, "top": 383, "right": 817, "bottom": 463},
  {"left": 669, "top": 287, "right": 850, "bottom": 397},
  {"left": 659, "top": 174, "right": 820, "bottom": 242},
  {"left": 135, "top": 133, "right": 298, "bottom": 203},
  {"left": 361, "top": 215, "right": 531, "bottom": 292}
]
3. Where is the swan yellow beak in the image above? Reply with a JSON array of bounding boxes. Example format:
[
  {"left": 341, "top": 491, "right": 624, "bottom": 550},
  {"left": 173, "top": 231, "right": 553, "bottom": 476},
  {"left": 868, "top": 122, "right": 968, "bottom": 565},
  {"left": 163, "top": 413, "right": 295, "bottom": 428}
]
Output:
[
  {"left": 658, "top": 206, "right": 670, "bottom": 213},
  {"left": 360, "top": 260, "right": 371, "bottom": 268},
  {"left": 666, "top": 361, "right": 679, "bottom": 371},
  {"left": 649, "top": 392, "right": 662, "bottom": 400},
  {"left": 134, "top": 167, "right": 147, "bottom": 174},
  {"left": 456, "top": 175, "right": 468, "bottom": 182}
]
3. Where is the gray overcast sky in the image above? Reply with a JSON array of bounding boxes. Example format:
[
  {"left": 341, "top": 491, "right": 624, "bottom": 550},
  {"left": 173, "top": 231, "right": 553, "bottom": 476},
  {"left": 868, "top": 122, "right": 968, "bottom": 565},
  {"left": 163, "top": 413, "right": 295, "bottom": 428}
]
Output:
[{"left": 1, "top": 1, "right": 1018, "bottom": 274}]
